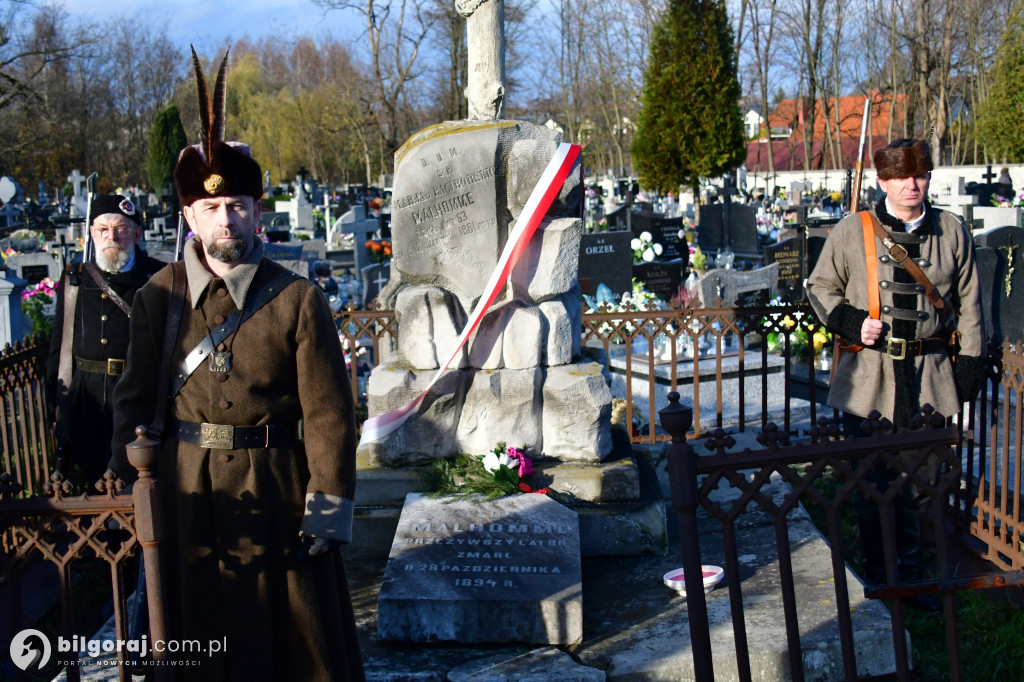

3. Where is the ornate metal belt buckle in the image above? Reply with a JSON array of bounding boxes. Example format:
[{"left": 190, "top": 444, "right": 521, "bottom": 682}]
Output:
[
  {"left": 887, "top": 338, "right": 907, "bottom": 360},
  {"left": 107, "top": 359, "right": 125, "bottom": 376},
  {"left": 200, "top": 423, "right": 234, "bottom": 449}
]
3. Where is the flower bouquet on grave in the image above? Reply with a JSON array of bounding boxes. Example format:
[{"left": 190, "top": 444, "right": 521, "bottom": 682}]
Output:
[
  {"left": 365, "top": 239, "right": 392, "bottom": 264},
  {"left": 585, "top": 217, "right": 609, "bottom": 233},
  {"left": 22, "top": 277, "right": 58, "bottom": 337},
  {"left": 991, "top": 190, "right": 1024, "bottom": 207},
  {"left": 426, "top": 442, "right": 550, "bottom": 499},
  {"left": 631, "top": 231, "right": 663, "bottom": 264}
]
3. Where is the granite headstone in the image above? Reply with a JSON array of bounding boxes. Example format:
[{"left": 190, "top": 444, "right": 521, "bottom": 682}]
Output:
[
  {"left": 763, "top": 236, "right": 804, "bottom": 301},
  {"left": 577, "top": 231, "right": 632, "bottom": 300},
  {"left": 974, "top": 226, "right": 1024, "bottom": 342}
]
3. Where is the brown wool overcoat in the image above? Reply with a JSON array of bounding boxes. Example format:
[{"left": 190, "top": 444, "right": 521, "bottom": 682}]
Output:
[
  {"left": 806, "top": 206, "right": 985, "bottom": 422},
  {"left": 110, "top": 238, "right": 363, "bottom": 681}
]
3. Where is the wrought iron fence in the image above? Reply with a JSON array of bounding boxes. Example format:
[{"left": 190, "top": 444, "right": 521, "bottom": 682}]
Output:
[
  {"left": 337, "top": 302, "right": 1024, "bottom": 573},
  {"left": 0, "top": 336, "right": 55, "bottom": 498}
]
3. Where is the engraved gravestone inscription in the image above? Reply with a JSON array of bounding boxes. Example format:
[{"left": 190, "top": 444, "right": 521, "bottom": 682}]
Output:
[
  {"left": 377, "top": 492, "right": 582, "bottom": 645},
  {"left": 391, "top": 123, "right": 508, "bottom": 313}
]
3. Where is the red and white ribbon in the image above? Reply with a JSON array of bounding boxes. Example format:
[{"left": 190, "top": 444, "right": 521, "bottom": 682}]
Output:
[{"left": 359, "top": 141, "right": 581, "bottom": 445}]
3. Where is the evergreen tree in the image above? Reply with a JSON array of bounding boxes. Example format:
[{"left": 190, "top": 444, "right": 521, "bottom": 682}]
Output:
[
  {"left": 146, "top": 104, "right": 187, "bottom": 195},
  {"left": 977, "top": 5, "right": 1024, "bottom": 162},
  {"left": 632, "top": 0, "right": 746, "bottom": 195}
]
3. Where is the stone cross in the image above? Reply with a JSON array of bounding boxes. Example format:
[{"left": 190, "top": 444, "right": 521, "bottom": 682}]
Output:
[
  {"left": 67, "top": 170, "right": 86, "bottom": 198},
  {"left": 331, "top": 204, "right": 379, "bottom": 271},
  {"left": 457, "top": 0, "right": 506, "bottom": 120},
  {"left": 983, "top": 166, "right": 996, "bottom": 183},
  {"left": 0, "top": 201, "right": 21, "bottom": 228}
]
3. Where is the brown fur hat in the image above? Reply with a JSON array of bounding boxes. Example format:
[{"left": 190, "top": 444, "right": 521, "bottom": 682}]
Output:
[
  {"left": 173, "top": 47, "right": 263, "bottom": 206},
  {"left": 873, "top": 139, "right": 933, "bottom": 180}
]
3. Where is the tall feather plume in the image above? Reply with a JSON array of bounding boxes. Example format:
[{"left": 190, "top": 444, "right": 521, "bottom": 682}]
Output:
[
  {"left": 211, "top": 48, "right": 230, "bottom": 147},
  {"left": 190, "top": 46, "right": 212, "bottom": 162}
]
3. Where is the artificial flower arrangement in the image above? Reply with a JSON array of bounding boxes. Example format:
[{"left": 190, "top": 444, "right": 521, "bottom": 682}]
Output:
[
  {"left": 689, "top": 245, "right": 708, "bottom": 270},
  {"left": 22, "top": 278, "right": 58, "bottom": 337},
  {"left": 585, "top": 217, "right": 609, "bottom": 233},
  {"left": 365, "top": 239, "right": 392, "bottom": 264},
  {"left": 583, "top": 279, "right": 665, "bottom": 342},
  {"left": 991, "top": 190, "right": 1024, "bottom": 208},
  {"left": 426, "top": 442, "right": 549, "bottom": 499},
  {"left": 631, "top": 231, "right": 664, "bottom": 264},
  {"left": 762, "top": 298, "right": 830, "bottom": 357}
]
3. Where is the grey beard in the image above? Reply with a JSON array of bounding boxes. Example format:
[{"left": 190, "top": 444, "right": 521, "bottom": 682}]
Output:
[
  {"left": 206, "top": 237, "right": 249, "bottom": 264},
  {"left": 95, "top": 245, "right": 130, "bottom": 273}
]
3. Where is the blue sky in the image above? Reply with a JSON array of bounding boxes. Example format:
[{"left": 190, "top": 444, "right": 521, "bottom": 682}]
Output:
[{"left": 62, "top": 0, "right": 359, "bottom": 51}]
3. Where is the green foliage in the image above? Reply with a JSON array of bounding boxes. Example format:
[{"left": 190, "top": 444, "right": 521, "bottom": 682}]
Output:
[
  {"left": 632, "top": 0, "right": 746, "bottom": 194},
  {"left": 977, "top": 4, "right": 1024, "bottom": 161},
  {"left": 146, "top": 104, "right": 187, "bottom": 194},
  {"left": 426, "top": 453, "right": 522, "bottom": 500}
]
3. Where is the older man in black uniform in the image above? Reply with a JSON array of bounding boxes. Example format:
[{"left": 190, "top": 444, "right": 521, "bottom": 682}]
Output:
[{"left": 47, "top": 194, "right": 164, "bottom": 485}]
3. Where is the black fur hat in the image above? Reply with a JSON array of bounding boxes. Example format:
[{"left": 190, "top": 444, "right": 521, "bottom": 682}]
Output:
[{"left": 173, "top": 47, "right": 263, "bottom": 206}]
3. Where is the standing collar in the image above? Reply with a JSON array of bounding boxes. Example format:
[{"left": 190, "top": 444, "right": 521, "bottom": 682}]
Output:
[
  {"left": 183, "top": 236, "right": 265, "bottom": 309},
  {"left": 884, "top": 198, "right": 928, "bottom": 232}
]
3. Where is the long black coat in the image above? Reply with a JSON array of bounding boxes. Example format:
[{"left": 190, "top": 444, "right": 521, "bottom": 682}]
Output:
[{"left": 46, "top": 248, "right": 165, "bottom": 485}]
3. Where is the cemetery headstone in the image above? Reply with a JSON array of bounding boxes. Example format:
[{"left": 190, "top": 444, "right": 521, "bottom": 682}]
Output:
[
  {"left": 974, "top": 226, "right": 1024, "bottom": 342},
  {"left": 332, "top": 205, "right": 379, "bottom": 268},
  {"left": 377, "top": 493, "right": 582, "bottom": 645},
  {"left": 577, "top": 231, "right": 632, "bottom": 301},
  {"left": 697, "top": 203, "right": 759, "bottom": 258},
  {"left": 362, "top": 262, "right": 391, "bottom": 307},
  {"left": 972, "top": 205, "right": 1022, "bottom": 235},
  {"left": 6, "top": 252, "right": 61, "bottom": 285},
  {"left": 804, "top": 224, "right": 834, "bottom": 279},
  {"left": 698, "top": 262, "right": 779, "bottom": 307},
  {"left": 763, "top": 236, "right": 804, "bottom": 301},
  {"left": 632, "top": 258, "right": 684, "bottom": 302}
]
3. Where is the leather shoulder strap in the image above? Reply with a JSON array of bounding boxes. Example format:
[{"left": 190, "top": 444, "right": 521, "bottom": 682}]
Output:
[
  {"left": 53, "top": 273, "right": 80, "bottom": 441},
  {"left": 168, "top": 269, "right": 299, "bottom": 400},
  {"left": 83, "top": 262, "right": 132, "bottom": 316},
  {"left": 859, "top": 212, "right": 880, "bottom": 320},
  {"left": 150, "top": 261, "right": 187, "bottom": 439},
  {"left": 867, "top": 213, "right": 945, "bottom": 310}
]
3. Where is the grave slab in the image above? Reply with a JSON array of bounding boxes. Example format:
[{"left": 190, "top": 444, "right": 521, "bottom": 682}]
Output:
[{"left": 377, "top": 493, "right": 583, "bottom": 645}]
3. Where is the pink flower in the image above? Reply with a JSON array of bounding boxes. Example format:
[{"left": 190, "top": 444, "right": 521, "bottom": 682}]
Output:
[{"left": 506, "top": 446, "right": 533, "bottom": 477}]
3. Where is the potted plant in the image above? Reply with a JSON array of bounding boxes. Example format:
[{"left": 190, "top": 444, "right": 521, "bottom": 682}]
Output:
[{"left": 22, "top": 278, "right": 58, "bottom": 337}]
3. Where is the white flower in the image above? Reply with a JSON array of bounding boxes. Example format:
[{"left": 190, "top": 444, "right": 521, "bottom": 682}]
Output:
[
  {"left": 643, "top": 247, "right": 655, "bottom": 262},
  {"left": 678, "top": 229, "right": 685, "bottom": 240},
  {"left": 653, "top": 243, "right": 664, "bottom": 256},
  {"left": 482, "top": 451, "right": 516, "bottom": 473},
  {"left": 640, "top": 231, "right": 653, "bottom": 242},
  {"left": 630, "top": 238, "right": 641, "bottom": 250}
]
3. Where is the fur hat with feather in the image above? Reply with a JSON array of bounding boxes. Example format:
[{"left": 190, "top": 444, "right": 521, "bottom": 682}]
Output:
[{"left": 173, "top": 46, "right": 263, "bottom": 206}]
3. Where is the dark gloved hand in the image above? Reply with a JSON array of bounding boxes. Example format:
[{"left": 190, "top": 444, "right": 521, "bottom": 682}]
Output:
[
  {"left": 297, "top": 535, "right": 341, "bottom": 560},
  {"left": 953, "top": 355, "right": 988, "bottom": 404}
]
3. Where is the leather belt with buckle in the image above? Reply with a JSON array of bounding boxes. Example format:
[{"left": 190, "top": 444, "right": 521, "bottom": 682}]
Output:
[
  {"left": 882, "top": 337, "right": 949, "bottom": 360},
  {"left": 169, "top": 419, "right": 297, "bottom": 449},
  {"left": 75, "top": 356, "right": 126, "bottom": 376}
]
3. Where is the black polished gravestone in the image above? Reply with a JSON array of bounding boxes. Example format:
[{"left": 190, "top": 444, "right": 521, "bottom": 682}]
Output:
[
  {"left": 763, "top": 236, "right": 804, "bottom": 302},
  {"left": 804, "top": 224, "right": 835, "bottom": 280},
  {"left": 577, "top": 230, "right": 633, "bottom": 300},
  {"left": 627, "top": 211, "right": 685, "bottom": 260},
  {"left": 967, "top": 182, "right": 1015, "bottom": 210},
  {"left": 697, "top": 203, "right": 759, "bottom": 259},
  {"left": 377, "top": 493, "right": 582, "bottom": 645},
  {"left": 632, "top": 258, "right": 684, "bottom": 302},
  {"left": 974, "top": 226, "right": 1024, "bottom": 343}
]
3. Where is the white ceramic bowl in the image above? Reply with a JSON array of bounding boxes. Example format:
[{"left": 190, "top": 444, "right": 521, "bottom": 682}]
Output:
[{"left": 663, "top": 565, "right": 725, "bottom": 596}]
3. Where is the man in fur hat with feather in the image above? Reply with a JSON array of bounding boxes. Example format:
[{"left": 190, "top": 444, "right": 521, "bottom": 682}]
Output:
[
  {"left": 109, "top": 49, "right": 364, "bottom": 680},
  {"left": 807, "top": 138, "right": 986, "bottom": 601}
]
